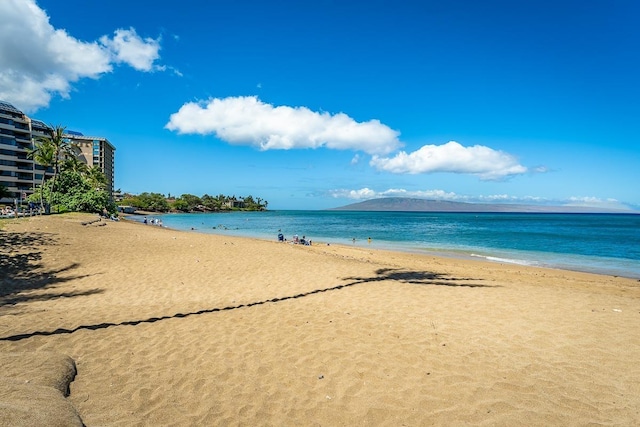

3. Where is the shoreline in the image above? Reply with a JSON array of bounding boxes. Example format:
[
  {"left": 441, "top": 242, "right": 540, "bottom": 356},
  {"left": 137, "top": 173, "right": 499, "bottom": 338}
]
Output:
[
  {"left": 1, "top": 213, "right": 639, "bottom": 425},
  {"left": 126, "top": 213, "right": 640, "bottom": 280}
]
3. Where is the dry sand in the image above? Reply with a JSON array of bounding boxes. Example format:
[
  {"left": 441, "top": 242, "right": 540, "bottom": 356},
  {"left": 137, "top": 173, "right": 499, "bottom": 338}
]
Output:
[{"left": 1, "top": 213, "right": 639, "bottom": 426}]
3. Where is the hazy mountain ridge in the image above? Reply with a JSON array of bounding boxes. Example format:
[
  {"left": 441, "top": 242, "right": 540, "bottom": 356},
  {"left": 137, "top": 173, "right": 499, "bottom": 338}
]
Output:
[{"left": 331, "top": 198, "right": 636, "bottom": 213}]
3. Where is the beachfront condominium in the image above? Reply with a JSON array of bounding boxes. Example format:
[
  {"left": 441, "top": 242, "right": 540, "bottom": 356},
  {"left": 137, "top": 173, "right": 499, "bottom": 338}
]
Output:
[
  {"left": 62, "top": 132, "right": 116, "bottom": 200},
  {"left": 0, "top": 100, "right": 41, "bottom": 205},
  {"left": 0, "top": 100, "right": 115, "bottom": 205}
]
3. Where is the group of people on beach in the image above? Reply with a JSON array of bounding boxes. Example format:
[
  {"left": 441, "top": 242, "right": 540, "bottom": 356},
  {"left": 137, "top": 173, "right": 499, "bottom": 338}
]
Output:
[
  {"left": 1, "top": 206, "right": 41, "bottom": 217},
  {"left": 143, "top": 217, "right": 163, "bottom": 226},
  {"left": 275, "top": 232, "right": 371, "bottom": 246},
  {"left": 278, "top": 232, "right": 312, "bottom": 246},
  {"left": 0, "top": 206, "right": 14, "bottom": 217}
]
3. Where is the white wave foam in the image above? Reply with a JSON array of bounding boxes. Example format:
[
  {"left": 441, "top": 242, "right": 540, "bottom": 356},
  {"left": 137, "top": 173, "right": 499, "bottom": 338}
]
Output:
[{"left": 470, "top": 253, "right": 537, "bottom": 266}]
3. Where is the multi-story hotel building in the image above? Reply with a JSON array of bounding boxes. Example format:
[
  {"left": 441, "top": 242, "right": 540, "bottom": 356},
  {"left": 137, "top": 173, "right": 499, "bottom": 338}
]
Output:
[
  {"left": 0, "top": 100, "right": 115, "bottom": 205},
  {"left": 63, "top": 133, "right": 116, "bottom": 198},
  {"left": 0, "top": 100, "right": 40, "bottom": 204}
]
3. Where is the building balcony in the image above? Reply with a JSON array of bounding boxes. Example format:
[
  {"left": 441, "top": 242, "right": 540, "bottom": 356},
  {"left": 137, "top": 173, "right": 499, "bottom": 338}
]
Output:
[
  {"left": 14, "top": 135, "right": 31, "bottom": 144},
  {"left": 0, "top": 112, "right": 27, "bottom": 123},
  {"left": 0, "top": 138, "right": 17, "bottom": 147},
  {"left": 0, "top": 122, "right": 29, "bottom": 132},
  {"left": 0, "top": 155, "right": 30, "bottom": 163}
]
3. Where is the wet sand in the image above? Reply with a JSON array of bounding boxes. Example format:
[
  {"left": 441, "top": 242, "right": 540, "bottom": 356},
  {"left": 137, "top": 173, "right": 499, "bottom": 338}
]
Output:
[{"left": 1, "top": 213, "right": 639, "bottom": 426}]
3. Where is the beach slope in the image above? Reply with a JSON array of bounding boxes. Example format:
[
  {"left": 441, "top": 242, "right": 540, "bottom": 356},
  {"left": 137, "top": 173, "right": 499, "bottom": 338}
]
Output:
[{"left": 1, "top": 213, "right": 639, "bottom": 425}]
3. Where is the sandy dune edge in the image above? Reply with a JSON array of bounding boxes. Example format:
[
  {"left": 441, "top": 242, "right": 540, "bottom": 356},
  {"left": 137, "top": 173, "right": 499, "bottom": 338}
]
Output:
[
  {"left": 1, "top": 213, "right": 639, "bottom": 426},
  {"left": 0, "top": 351, "right": 82, "bottom": 427}
]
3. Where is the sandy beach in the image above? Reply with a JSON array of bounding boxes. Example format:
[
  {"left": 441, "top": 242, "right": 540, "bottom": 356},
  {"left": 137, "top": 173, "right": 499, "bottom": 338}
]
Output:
[{"left": 1, "top": 213, "right": 639, "bottom": 426}]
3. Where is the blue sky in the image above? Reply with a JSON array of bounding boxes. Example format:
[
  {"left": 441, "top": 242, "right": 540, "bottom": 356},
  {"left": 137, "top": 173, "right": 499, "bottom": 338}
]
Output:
[{"left": 1, "top": 0, "right": 638, "bottom": 210}]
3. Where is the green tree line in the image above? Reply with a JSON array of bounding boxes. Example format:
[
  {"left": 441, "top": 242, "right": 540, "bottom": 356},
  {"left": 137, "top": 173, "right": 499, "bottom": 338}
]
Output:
[
  {"left": 27, "top": 125, "right": 115, "bottom": 214},
  {"left": 20, "top": 123, "right": 268, "bottom": 215},
  {"left": 119, "top": 193, "right": 268, "bottom": 213},
  {"left": 0, "top": 184, "right": 10, "bottom": 200}
]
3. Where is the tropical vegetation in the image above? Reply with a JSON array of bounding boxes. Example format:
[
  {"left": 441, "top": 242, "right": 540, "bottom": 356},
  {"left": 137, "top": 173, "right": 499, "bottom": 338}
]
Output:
[
  {"left": 0, "top": 184, "right": 9, "bottom": 201},
  {"left": 27, "top": 125, "right": 116, "bottom": 214},
  {"left": 119, "top": 193, "right": 268, "bottom": 213},
  {"left": 22, "top": 124, "right": 266, "bottom": 215}
]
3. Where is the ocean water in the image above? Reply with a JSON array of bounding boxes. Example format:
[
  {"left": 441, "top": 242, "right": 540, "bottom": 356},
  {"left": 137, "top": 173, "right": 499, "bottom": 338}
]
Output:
[{"left": 144, "top": 211, "right": 640, "bottom": 279}]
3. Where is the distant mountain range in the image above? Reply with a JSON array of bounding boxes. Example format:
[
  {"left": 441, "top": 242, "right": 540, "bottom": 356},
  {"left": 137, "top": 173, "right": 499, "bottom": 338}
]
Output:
[{"left": 330, "top": 198, "right": 636, "bottom": 213}]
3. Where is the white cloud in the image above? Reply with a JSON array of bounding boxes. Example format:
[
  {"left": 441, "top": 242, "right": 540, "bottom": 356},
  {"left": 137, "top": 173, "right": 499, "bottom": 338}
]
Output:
[
  {"left": 99, "top": 28, "right": 162, "bottom": 72},
  {"left": 165, "top": 96, "right": 402, "bottom": 155},
  {"left": 532, "top": 166, "right": 550, "bottom": 173},
  {"left": 564, "top": 196, "right": 629, "bottom": 210},
  {"left": 370, "top": 141, "right": 528, "bottom": 180},
  {"left": 329, "top": 188, "right": 460, "bottom": 200},
  {"left": 0, "top": 0, "right": 163, "bottom": 112},
  {"left": 330, "top": 188, "right": 379, "bottom": 200},
  {"left": 329, "top": 187, "right": 542, "bottom": 204}
]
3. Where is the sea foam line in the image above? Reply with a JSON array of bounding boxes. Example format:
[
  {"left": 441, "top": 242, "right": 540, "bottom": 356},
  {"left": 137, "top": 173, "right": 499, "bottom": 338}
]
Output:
[{"left": 470, "top": 253, "right": 537, "bottom": 266}]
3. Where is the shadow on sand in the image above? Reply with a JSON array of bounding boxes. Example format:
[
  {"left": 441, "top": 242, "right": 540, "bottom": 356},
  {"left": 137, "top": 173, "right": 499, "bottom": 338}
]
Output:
[
  {"left": 345, "top": 267, "right": 490, "bottom": 288},
  {"left": 0, "top": 229, "right": 102, "bottom": 306},
  {"left": 0, "top": 267, "right": 494, "bottom": 342}
]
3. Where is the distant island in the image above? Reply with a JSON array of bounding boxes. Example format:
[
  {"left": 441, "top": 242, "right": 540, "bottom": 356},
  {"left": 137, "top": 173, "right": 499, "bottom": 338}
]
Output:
[{"left": 331, "top": 197, "right": 637, "bottom": 214}]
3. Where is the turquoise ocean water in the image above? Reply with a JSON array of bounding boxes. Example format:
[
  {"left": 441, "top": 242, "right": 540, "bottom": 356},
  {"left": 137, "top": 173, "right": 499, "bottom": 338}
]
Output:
[{"left": 145, "top": 211, "right": 640, "bottom": 279}]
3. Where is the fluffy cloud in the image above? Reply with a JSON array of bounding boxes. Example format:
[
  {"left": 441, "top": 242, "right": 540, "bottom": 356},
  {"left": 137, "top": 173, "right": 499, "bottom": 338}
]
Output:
[
  {"left": 564, "top": 197, "right": 629, "bottom": 210},
  {"left": 329, "top": 188, "right": 460, "bottom": 200},
  {"left": 328, "top": 187, "right": 543, "bottom": 204},
  {"left": 370, "top": 141, "right": 528, "bottom": 180},
  {"left": 165, "top": 96, "right": 402, "bottom": 155},
  {"left": 0, "top": 0, "right": 162, "bottom": 112},
  {"left": 99, "top": 28, "right": 162, "bottom": 72},
  {"left": 166, "top": 97, "right": 536, "bottom": 180}
]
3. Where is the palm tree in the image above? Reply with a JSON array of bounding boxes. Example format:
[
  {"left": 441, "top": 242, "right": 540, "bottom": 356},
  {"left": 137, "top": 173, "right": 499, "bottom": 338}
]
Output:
[
  {"left": 47, "top": 125, "right": 73, "bottom": 194},
  {"left": 27, "top": 137, "right": 55, "bottom": 211},
  {"left": 0, "top": 184, "right": 10, "bottom": 201},
  {"left": 62, "top": 152, "right": 89, "bottom": 175},
  {"left": 86, "top": 165, "right": 107, "bottom": 190},
  {"left": 28, "top": 124, "right": 73, "bottom": 212}
]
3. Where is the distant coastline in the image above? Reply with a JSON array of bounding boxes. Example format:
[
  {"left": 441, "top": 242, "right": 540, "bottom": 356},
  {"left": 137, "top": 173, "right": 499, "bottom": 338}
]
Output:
[{"left": 330, "top": 197, "right": 638, "bottom": 214}]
